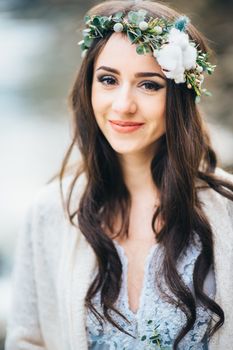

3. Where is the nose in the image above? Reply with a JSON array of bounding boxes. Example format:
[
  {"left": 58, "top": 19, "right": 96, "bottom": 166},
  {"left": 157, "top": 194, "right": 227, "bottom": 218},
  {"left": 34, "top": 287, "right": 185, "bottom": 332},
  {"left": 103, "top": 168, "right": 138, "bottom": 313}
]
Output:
[{"left": 111, "top": 84, "right": 137, "bottom": 115}]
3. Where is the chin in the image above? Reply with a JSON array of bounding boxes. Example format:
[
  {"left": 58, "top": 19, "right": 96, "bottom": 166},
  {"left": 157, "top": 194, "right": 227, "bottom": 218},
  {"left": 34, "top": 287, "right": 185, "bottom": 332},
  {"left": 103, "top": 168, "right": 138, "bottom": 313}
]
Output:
[
  {"left": 107, "top": 139, "right": 135, "bottom": 152},
  {"left": 109, "top": 143, "right": 148, "bottom": 156}
]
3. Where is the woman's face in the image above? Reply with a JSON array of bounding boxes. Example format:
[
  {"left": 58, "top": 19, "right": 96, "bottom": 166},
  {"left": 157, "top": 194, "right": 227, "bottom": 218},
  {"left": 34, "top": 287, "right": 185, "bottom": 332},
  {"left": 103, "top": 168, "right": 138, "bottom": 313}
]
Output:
[{"left": 91, "top": 33, "right": 167, "bottom": 159}]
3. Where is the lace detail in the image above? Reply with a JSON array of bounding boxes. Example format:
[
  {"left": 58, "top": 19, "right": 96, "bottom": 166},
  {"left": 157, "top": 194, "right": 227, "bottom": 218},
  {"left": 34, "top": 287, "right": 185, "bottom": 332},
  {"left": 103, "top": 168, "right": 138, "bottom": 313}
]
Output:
[{"left": 86, "top": 234, "right": 215, "bottom": 350}]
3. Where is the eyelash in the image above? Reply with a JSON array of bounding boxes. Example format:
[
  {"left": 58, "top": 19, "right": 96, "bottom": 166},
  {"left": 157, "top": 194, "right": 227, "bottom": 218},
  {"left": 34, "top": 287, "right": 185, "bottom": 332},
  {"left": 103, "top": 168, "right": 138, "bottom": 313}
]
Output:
[{"left": 97, "top": 75, "right": 164, "bottom": 91}]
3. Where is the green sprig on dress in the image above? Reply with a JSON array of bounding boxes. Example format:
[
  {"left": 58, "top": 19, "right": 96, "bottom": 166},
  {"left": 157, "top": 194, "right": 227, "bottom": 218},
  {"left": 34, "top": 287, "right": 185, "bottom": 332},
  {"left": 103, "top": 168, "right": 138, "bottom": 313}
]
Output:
[{"left": 140, "top": 320, "right": 171, "bottom": 350}]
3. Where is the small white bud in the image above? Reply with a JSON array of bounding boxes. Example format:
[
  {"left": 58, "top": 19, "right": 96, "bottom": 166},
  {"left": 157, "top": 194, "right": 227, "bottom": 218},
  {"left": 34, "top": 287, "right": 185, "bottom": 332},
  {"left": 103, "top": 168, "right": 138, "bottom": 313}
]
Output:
[
  {"left": 187, "top": 83, "right": 192, "bottom": 89},
  {"left": 82, "top": 28, "right": 91, "bottom": 37},
  {"left": 139, "top": 21, "right": 148, "bottom": 31},
  {"left": 199, "top": 74, "right": 204, "bottom": 81},
  {"left": 154, "top": 25, "right": 163, "bottom": 34},
  {"left": 113, "top": 22, "right": 124, "bottom": 32},
  {"left": 196, "top": 65, "right": 203, "bottom": 73}
]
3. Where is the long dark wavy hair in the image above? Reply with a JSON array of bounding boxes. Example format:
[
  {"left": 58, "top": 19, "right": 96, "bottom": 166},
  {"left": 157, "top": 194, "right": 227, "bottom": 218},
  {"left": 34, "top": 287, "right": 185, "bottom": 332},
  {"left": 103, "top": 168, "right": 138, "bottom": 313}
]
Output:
[{"left": 56, "top": 1, "right": 233, "bottom": 349}]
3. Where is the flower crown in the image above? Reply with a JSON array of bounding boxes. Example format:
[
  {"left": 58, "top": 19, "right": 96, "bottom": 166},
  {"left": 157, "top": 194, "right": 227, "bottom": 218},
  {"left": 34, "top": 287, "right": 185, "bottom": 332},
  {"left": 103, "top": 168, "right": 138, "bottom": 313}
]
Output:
[{"left": 78, "top": 9, "right": 216, "bottom": 99}]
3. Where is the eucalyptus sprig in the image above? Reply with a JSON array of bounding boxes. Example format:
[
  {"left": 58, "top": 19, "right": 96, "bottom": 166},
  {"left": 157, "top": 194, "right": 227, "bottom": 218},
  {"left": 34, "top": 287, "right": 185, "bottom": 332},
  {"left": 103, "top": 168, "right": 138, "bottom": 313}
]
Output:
[{"left": 140, "top": 320, "right": 171, "bottom": 350}]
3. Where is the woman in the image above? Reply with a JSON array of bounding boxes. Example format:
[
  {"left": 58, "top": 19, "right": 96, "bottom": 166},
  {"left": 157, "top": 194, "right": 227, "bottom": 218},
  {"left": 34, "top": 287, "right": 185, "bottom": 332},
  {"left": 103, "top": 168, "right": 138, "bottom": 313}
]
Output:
[{"left": 5, "top": 1, "right": 233, "bottom": 350}]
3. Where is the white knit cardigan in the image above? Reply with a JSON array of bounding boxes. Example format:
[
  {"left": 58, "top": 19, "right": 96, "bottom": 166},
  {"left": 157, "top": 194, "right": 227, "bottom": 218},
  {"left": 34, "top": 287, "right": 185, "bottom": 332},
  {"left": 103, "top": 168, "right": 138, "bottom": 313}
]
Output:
[{"left": 5, "top": 169, "right": 233, "bottom": 350}]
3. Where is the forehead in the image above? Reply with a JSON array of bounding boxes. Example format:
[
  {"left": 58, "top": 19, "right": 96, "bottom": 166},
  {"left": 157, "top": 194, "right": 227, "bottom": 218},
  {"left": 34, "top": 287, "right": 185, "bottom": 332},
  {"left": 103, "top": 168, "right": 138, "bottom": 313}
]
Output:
[{"left": 94, "top": 33, "right": 165, "bottom": 76}]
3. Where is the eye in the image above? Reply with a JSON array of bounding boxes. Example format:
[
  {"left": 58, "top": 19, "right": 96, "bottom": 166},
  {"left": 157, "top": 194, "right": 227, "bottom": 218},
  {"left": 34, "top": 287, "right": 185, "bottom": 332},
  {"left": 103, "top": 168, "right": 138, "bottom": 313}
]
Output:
[
  {"left": 96, "top": 75, "right": 165, "bottom": 91},
  {"left": 97, "top": 75, "right": 117, "bottom": 86},
  {"left": 139, "top": 81, "right": 164, "bottom": 91}
]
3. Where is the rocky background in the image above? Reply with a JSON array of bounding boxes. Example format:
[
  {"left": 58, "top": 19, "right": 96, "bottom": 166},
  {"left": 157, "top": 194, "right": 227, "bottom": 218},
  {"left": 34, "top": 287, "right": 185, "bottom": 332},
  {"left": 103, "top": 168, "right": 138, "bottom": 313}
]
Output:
[{"left": 0, "top": 0, "right": 232, "bottom": 348}]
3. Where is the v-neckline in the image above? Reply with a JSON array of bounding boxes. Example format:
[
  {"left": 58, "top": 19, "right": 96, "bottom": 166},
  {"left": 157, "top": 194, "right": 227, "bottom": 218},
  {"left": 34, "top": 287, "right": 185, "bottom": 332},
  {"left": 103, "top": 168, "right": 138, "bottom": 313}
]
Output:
[{"left": 113, "top": 240, "right": 158, "bottom": 318}]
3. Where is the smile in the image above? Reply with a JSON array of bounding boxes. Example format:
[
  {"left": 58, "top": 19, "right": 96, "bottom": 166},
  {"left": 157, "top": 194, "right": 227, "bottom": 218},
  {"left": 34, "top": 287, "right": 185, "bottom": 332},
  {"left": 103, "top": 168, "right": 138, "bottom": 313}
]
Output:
[{"left": 109, "top": 120, "right": 145, "bottom": 133}]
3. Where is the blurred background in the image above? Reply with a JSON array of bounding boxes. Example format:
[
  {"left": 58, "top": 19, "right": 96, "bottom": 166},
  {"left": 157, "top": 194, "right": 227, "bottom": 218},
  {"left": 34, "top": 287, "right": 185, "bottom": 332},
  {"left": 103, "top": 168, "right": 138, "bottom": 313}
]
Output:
[{"left": 0, "top": 0, "right": 232, "bottom": 348}]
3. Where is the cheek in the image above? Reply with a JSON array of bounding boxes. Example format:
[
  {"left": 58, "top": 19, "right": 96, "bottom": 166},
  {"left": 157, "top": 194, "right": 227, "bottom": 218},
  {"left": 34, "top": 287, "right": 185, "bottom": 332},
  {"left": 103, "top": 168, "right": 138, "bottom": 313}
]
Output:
[
  {"left": 146, "top": 95, "right": 166, "bottom": 126},
  {"left": 91, "top": 83, "right": 108, "bottom": 119},
  {"left": 157, "top": 109, "right": 166, "bottom": 134},
  {"left": 91, "top": 86, "right": 110, "bottom": 136},
  {"left": 91, "top": 82, "right": 99, "bottom": 114}
]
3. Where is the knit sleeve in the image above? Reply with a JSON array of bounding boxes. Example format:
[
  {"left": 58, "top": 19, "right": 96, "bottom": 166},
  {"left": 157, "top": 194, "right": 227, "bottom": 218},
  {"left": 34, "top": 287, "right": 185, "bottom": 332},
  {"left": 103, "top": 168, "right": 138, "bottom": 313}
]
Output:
[
  {"left": 5, "top": 197, "right": 46, "bottom": 350},
  {"left": 215, "top": 168, "right": 233, "bottom": 225},
  {"left": 227, "top": 193, "right": 233, "bottom": 228}
]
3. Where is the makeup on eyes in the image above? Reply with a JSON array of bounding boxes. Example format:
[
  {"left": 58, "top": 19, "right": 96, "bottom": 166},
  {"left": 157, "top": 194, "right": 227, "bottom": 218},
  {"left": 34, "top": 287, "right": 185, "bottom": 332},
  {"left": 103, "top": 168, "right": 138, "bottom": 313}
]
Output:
[{"left": 96, "top": 74, "right": 165, "bottom": 91}]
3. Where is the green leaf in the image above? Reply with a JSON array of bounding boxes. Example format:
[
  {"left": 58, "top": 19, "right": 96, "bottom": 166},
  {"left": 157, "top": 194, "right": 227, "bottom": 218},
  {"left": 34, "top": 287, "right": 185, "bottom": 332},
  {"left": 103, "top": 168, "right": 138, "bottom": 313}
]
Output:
[
  {"left": 127, "top": 30, "right": 137, "bottom": 43},
  {"left": 147, "top": 320, "right": 153, "bottom": 324},
  {"left": 93, "top": 17, "right": 101, "bottom": 26},
  {"left": 100, "top": 16, "right": 112, "bottom": 29},
  {"left": 203, "top": 90, "right": 212, "bottom": 96},
  {"left": 113, "top": 11, "right": 123, "bottom": 20},
  {"left": 84, "top": 35, "right": 93, "bottom": 48},
  {"left": 136, "top": 45, "right": 144, "bottom": 55},
  {"left": 136, "top": 9, "right": 147, "bottom": 23},
  {"left": 154, "top": 323, "right": 160, "bottom": 329},
  {"left": 149, "top": 335, "right": 160, "bottom": 340},
  {"left": 128, "top": 11, "right": 140, "bottom": 24},
  {"left": 135, "top": 28, "right": 142, "bottom": 36},
  {"left": 81, "top": 42, "right": 86, "bottom": 51},
  {"left": 138, "top": 9, "right": 148, "bottom": 17},
  {"left": 84, "top": 15, "right": 91, "bottom": 23},
  {"left": 141, "top": 335, "right": 147, "bottom": 341},
  {"left": 143, "top": 45, "right": 151, "bottom": 53}
]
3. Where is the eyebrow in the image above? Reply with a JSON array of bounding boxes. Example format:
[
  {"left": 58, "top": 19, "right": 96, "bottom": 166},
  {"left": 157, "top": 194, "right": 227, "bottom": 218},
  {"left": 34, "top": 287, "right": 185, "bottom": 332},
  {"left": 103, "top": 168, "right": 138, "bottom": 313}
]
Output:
[{"left": 96, "top": 65, "right": 166, "bottom": 81}]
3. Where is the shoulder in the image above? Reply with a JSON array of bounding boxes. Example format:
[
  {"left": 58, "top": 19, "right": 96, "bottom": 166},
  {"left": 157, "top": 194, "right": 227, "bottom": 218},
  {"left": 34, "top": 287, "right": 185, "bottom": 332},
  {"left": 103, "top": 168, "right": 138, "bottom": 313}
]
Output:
[
  {"left": 214, "top": 167, "right": 233, "bottom": 218},
  {"left": 214, "top": 167, "right": 233, "bottom": 183},
  {"left": 198, "top": 167, "right": 233, "bottom": 223},
  {"left": 29, "top": 172, "right": 87, "bottom": 222},
  {"left": 19, "top": 172, "right": 87, "bottom": 252},
  {"left": 197, "top": 167, "right": 233, "bottom": 196},
  {"left": 18, "top": 172, "right": 88, "bottom": 260}
]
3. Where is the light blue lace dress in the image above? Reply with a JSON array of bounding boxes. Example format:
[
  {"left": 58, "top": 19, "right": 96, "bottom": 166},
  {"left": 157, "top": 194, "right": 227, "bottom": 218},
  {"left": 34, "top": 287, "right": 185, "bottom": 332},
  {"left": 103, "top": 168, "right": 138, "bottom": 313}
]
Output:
[{"left": 86, "top": 234, "right": 216, "bottom": 350}]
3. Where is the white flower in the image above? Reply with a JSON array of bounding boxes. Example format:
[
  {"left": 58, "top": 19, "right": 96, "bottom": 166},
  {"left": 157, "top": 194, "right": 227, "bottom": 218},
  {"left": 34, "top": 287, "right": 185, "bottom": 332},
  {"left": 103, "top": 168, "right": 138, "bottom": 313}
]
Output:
[
  {"left": 168, "top": 28, "right": 189, "bottom": 50},
  {"left": 139, "top": 21, "right": 148, "bottom": 31},
  {"left": 155, "top": 27, "right": 198, "bottom": 84},
  {"left": 156, "top": 43, "right": 185, "bottom": 83},
  {"left": 113, "top": 22, "right": 124, "bottom": 32},
  {"left": 183, "top": 44, "right": 197, "bottom": 69},
  {"left": 174, "top": 73, "right": 186, "bottom": 83},
  {"left": 156, "top": 44, "right": 182, "bottom": 71}
]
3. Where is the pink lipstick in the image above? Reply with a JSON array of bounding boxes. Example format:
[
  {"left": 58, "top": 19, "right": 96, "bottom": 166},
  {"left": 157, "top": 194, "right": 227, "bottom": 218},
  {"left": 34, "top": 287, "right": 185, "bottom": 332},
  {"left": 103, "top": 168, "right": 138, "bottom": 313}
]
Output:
[{"left": 109, "top": 120, "right": 145, "bottom": 133}]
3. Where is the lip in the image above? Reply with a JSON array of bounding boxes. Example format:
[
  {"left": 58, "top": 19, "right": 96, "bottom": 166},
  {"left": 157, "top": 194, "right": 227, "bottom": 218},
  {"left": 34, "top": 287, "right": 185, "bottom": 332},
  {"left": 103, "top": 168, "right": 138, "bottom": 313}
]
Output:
[
  {"left": 109, "top": 120, "right": 145, "bottom": 126},
  {"left": 109, "top": 120, "right": 145, "bottom": 133}
]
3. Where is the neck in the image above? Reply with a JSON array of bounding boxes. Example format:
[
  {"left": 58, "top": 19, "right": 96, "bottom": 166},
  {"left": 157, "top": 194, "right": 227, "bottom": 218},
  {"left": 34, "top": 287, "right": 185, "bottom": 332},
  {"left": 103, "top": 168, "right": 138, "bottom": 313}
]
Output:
[{"left": 118, "top": 151, "right": 159, "bottom": 200}]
